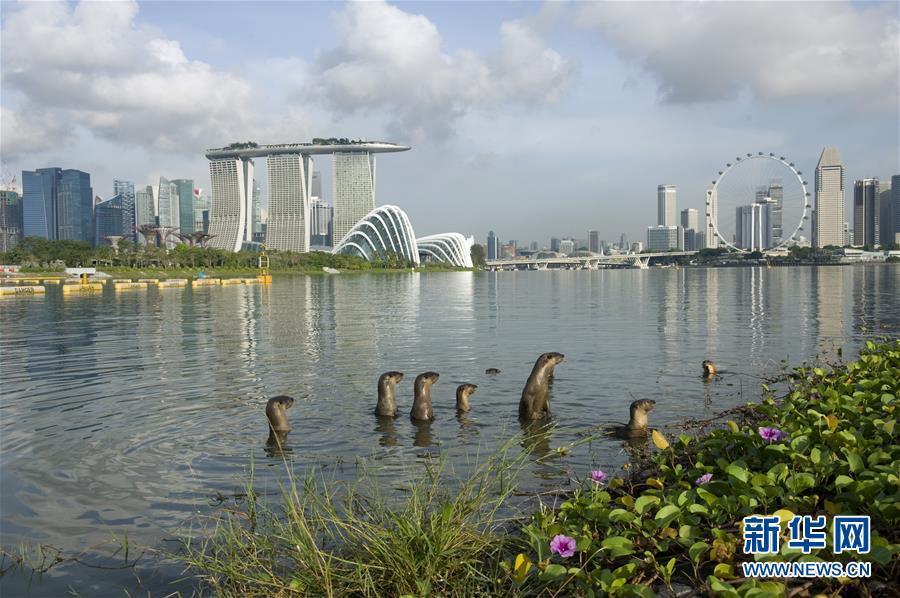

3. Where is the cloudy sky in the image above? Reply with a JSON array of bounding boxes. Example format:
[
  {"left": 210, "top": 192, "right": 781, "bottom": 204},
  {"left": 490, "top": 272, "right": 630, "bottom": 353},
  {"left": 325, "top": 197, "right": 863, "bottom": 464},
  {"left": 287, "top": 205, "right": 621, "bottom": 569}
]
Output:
[{"left": 1, "top": 1, "right": 897, "bottom": 246}]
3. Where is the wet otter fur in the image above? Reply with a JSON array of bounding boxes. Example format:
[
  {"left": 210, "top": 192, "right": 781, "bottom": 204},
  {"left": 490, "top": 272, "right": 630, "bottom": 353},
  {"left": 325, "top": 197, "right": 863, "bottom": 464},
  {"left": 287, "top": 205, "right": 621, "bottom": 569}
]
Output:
[
  {"left": 455, "top": 383, "right": 478, "bottom": 413},
  {"left": 375, "top": 371, "right": 404, "bottom": 417},
  {"left": 410, "top": 372, "right": 439, "bottom": 421},
  {"left": 518, "top": 352, "right": 565, "bottom": 421},
  {"left": 702, "top": 360, "right": 717, "bottom": 378},
  {"left": 485, "top": 368, "right": 501, "bottom": 375},
  {"left": 610, "top": 399, "right": 656, "bottom": 438},
  {"left": 266, "top": 396, "right": 294, "bottom": 433}
]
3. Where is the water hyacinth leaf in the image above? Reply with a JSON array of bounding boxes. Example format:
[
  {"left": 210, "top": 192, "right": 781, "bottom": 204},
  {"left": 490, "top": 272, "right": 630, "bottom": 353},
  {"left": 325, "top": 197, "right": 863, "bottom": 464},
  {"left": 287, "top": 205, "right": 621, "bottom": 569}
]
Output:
[
  {"left": 634, "top": 495, "right": 660, "bottom": 515},
  {"left": 651, "top": 430, "right": 670, "bottom": 450}
]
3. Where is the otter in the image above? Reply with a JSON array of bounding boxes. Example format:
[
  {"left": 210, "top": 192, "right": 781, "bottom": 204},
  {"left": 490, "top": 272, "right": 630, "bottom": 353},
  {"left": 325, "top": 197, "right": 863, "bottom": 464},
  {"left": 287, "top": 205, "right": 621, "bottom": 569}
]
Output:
[
  {"left": 702, "top": 360, "right": 717, "bottom": 378},
  {"left": 518, "top": 352, "right": 565, "bottom": 421},
  {"left": 455, "top": 383, "right": 478, "bottom": 413},
  {"left": 410, "top": 372, "right": 439, "bottom": 421},
  {"left": 265, "top": 396, "right": 294, "bottom": 449},
  {"left": 375, "top": 371, "right": 404, "bottom": 417},
  {"left": 485, "top": 368, "right": 501, "bottom": 375},
  {"left": 610, "top": 399, "right": 656, "bottom": 438}
]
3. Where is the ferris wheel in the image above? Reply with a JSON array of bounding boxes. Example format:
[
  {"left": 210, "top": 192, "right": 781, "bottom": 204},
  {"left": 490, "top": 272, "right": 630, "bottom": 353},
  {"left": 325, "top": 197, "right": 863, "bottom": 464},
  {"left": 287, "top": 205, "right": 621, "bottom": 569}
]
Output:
[{"left": 707, "top": 153, "right": 811, "bottom": 252}]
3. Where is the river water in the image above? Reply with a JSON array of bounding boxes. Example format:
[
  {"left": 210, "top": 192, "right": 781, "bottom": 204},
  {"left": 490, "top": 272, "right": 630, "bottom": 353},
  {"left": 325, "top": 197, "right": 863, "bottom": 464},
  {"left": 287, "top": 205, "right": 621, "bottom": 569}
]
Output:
[{"left": 1, "top": 266, "right": 898, "bottom": 595}]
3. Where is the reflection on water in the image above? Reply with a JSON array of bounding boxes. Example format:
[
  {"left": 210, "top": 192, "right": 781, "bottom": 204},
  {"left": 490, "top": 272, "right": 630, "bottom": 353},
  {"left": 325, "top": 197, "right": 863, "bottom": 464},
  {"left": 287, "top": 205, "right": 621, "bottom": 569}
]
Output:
[{"left": 1, "top": 266, "right": 898, "bottom": 595}]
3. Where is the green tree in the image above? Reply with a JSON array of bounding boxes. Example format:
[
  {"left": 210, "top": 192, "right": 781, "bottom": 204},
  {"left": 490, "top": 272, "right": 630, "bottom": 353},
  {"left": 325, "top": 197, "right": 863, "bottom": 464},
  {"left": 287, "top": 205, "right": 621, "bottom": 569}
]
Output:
[{"left": 470, "top": 244, "right": 485, "bottom": 266}]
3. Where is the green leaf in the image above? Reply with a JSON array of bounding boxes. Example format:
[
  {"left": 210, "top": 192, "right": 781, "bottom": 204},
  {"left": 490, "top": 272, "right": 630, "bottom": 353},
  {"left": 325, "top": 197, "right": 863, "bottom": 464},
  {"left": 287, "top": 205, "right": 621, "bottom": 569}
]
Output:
[
  {"left": 609, "top": 508, "right": 636, "bottom": 524},
  {"left": 785, "top": 473, "right": 815, "bottom": 494},
  {"left": 654, "top": 504, "right": 681, "bottom": 528},
  {"left": 689, "top": 541, "right": 710, "bottom": 564},
  {"left": 541, "top": 564, "right": 568, "bottom": 580},
  {"left": 726, "top": 464, "right": 750, "bottom": 483},
  {"left": 834, "top": 475, "right": 854, "bottom": 488},
  {"left": 713, "top": 563, "right": 737, "bottom": 580},
  {"left": 601, "top": 536, "right": 635, "bottom": 557},
  {"left": 634, "top": 495, "right": 660, "bottom": 515},
  {"left": 843, "top": 449, "right": 864, "bottom": 473}
]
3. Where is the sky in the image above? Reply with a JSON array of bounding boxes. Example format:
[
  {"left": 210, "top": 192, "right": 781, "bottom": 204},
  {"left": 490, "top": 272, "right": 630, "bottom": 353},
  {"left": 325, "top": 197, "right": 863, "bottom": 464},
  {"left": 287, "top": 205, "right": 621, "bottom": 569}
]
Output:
[{"left": 1, "top": 0, "right": 898, "bottom": 246}]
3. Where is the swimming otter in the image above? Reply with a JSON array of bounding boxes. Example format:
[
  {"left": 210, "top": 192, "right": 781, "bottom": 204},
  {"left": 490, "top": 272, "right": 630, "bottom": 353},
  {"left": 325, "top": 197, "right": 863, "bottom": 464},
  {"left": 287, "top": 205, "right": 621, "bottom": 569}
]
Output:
[
  {"left": 375, "top": 371, "right": 404, "bottom": 417},
  {"left": 410, "top": 372, "right": 439, "bottom": 421},
  {"left": 266, "top": 396, "right": 294, "bottom": 433},
  {"left": 702, "top": 360, "right": 717, "bottom": 378},
  {"left": 485, "top": 368, "right": 501, "bottom": 375},
  {"left": 612, "top": 399, "right": 656, "bottom": 438},
  {"left": 455, "top": 383, "right": 478, "bottom": 413},
  {"left": 518, "top": 352, "right": 565, "bottom": 421}
]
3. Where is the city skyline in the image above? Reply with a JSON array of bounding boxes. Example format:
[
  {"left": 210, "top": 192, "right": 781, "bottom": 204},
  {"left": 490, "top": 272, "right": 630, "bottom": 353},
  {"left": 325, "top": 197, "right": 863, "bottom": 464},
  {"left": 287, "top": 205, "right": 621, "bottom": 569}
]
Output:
[{"left": 1, "top": 1, "right": 897, "bottom": 245}]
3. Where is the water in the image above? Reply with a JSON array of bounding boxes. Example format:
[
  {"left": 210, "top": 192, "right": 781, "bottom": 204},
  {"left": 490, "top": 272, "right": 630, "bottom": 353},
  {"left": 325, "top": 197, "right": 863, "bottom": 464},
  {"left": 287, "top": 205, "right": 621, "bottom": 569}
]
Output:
[{"left": 1, "top": 266, "right": 898, "bottom": 595}]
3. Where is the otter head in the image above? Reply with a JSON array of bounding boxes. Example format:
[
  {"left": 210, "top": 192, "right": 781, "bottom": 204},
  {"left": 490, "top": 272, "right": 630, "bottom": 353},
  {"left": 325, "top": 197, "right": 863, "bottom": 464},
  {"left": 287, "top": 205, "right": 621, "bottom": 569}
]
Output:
[
  {"left": 541, "top": 352, "right": 565, "bottom": 366},
  {"left": 380, "top": 371, "right": 404, "bottom": 386},
  {"left": 266, "top": 396, "right": 295, "bottom": 433},
  {"left": 269, "top": 396, "right": 295, "bottom": 410},
  {"left": 456, "top": 383, "right": 478, "bottom": 412},
  {"left": 416, "top": 371, "right": 440, "bottom": 387},
  {"left": 702, "top": 360, "right": 717, "bottom": 376},
  {"left": 627, "top": 399, "right": 656, "bottom": 431}
]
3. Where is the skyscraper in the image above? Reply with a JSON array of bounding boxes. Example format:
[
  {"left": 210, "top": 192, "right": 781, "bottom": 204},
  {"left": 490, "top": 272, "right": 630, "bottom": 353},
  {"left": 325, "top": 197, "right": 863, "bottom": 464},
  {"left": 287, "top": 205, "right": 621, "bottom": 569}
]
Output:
[
  {"left": 156, "top": 177, "right": 179, "bottom": 248},
  {"left": 208, "top": 158, "right": 254, "bottom": 252},
  {"left": 113, "top": 179, "right": 136, "bottom": 242},
  {"left": 134, "top": 185, "right": 156, "bottom": 244},
  {"left": 310, "top": 197, "right": 333, "bottom": 247},
  {"left": 94, "top": 194, "right": 125, "bottom": 245},
  {"left": 172, "top": 179, "right": 195, "bottom": 234},
  {"left": 853, "top": 178, "right": 880, "bottom": 247},
  {"left": 588, "top": 230, "right": 600, "bottom": 253},
  {"left": 681, "top": 208, "right": 698, "bottom": 231},
  {"left": 311, "top": 171, "right": 322, "bottom": 200},
  {"left": 657, "top": 184, "right": 677, "bottom": 226},
  {"left": 487, "top": 230, "right": 499, "bottom": 260},
  {"left": 879, "top": 179, "right": 894, "bottom": 248},
  {"left": 22, "top": 168, "right": 60, "bottom": 240},
  {"left": 814, "top": 146, "right": 845, "bottom": 248},
  {"left": 252, "top": 178, "right": 262, "bottom": 236},
  {"left": 0, "top": 190, "right": 23, "bottom": 251},
  {"left": 22, "top": 168, "right": 93, "bottom": 244},
  {"left": 267, "top": 154, "right": 314, "bottom": 252},
  {"left": 333, "top": 152, "right": 376, "bottom": 244},
  {"left": 892, "top": 175, "right": 900, "bottom": 246},
  {"left": 767, "top": 180, "right": 784, "bottom": 244}
]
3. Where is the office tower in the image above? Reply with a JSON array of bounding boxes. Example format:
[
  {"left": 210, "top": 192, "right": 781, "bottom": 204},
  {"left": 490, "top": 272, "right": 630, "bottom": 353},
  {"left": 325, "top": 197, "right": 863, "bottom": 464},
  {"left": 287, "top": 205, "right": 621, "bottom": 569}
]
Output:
[
  {"left": 310, "top": 197, "right": 333, "bottom": 247},
  {"left": 657, "top": 184, "right": 677, "bottom": 226},
  {"left": 0, "top": 190, "right": 23, "bottom": 251},
  {"left": 193, "top": 193, "right": 209, "bottom": 234},
  {"left": 94, "top": 194, "right": 125, "bottom": 245},
  {"left": 879, "top": 179, "right": 893, "bottom": 248},
  {"left": 892, "top": 175, "right": 900, "bottom": 246},
  {"left": 113, "top": 180, "right": 136, "bottom": 242},
  {"left": 172, "top": 179, "right": 195, "bottom": 234},
  {"left": 267, "top": 154, "right": 313, "bottom": 252},
  {"left": 251, "top": 178, "right": 262, "bottom": 235},
  {"left": 619, "top": 233, "right": 628, "bottom": 250},
  {"left": 681, "top": 208, "right": 698, "bottom": 250},
  {"left": 311, "top": 171, "right": 322, "bottom": 200},
  {"left": 631, "top": 241, "right": 643, "bottom": 253},
  {"left": 559, "top": 238, "right": 575, "bottom": 255},
  {"left": 853, "top": 179, "right": 879, "bottom": 247},
  {"left": 23, "top": 168, "right": 59, "bottom": 239},
  {"left": 333, "top": 152, "right": 375, "bottom": 244},
  {"left": 767, "top": 180, "right": 783, "bottom": 244},
  {"left": 134, "top": 185, "right": 156, "bottom": 244},
  {"left": 550, "top": 237, "right": 561, "bottom": 252},
  {"left": 814, "top": 146, "right": 845, "bottom": 248},
  {"left": 647, "top": 225, "right": 678, "bottom": 251},
  {"left": 208, "top": 158, "right": 254, "bottom": 252},
  {"left": 843, "top": 222, "right": 852, "bottom": 247},
  {"left": 157, "top": 177, "right": 179, "bottom": 229},
  {"left": 487, "top": 230, "right": 499, "bottom": 260},
  {"left": 22, "top": 167, "right": 93, "bottom": 243},
  {"left": 588, "top": 230, "right": 600, "bottom": 253}
]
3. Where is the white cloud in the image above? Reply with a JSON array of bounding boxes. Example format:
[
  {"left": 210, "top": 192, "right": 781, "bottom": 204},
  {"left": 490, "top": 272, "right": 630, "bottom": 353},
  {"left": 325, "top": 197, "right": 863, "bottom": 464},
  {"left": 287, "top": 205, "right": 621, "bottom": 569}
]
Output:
[
  {"left": 574, "top": 1, "right": 899, "bottom": 111},
  {"left": 0, "top": 0, "right": 258, "bottom": 158},
  {"left": 311, "top": 1, "right": 575, "bottom": 141}
]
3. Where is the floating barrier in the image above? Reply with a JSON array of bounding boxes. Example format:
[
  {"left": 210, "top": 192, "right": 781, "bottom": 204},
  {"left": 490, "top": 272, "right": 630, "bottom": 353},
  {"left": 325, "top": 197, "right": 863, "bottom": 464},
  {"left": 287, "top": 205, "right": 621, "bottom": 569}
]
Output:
[
  {"left": 110, "top": 278, "right": 133, "bottom": 284},
  {"left": 241, "top": 278, "right": 260, "bottom": 284},
  {"left": 258, "top": 274, "right": 273, "bottom": 283},
  {"left": 1, "top": 285, "right": 46, "bottom": 296},
  {"left": 219, "top": 278, "right": 243, "bottom": 285},
  {"left": 42, "top": 279, "right": 62, "bottom": 284},
  {"left": 192, "top": 278, "right": 220, "bottom": 286},
  {"left": 158, "top": 279, "right": 188, "bottom": 288},
  {"left": 138, "top": 278, "right": 159, "bottom": 284},
  {"left": 62, "top": 283, "right": 103, "bottom": 293},
  {"left": 114, "top": 281, "right": 148, "bottom": 290},
  {"left": 20, "top": 278, "right": 42, "bottom": 284}
]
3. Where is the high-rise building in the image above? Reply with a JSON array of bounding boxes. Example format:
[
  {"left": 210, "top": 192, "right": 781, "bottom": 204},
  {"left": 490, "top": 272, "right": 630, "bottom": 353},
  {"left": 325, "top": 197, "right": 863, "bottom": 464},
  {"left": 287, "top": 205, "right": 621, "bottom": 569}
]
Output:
[
  {"left": 267, "top": 154, "right": 313, "bottom": 252},
  {"left": 767, "top": 180, "right": 784, "bottom": 244},
  {"left": 647, "top": 225, "right": 678, "bottom": 251},
  {"left": 193, "top": 193, "right": 210, "bottom": 234},
  {"left": 94, "top": 194, "right": 125, "bottom": 245},
  {"left": 134, "top": 185, "right": 156, "bottom": 244},
  {"left": 680, "top": 208, "right": 698, "bottom": 231},
  {"left": 588, "top": 230, "right": 600, "bottom": 253},
  {"left": 311, "top": 171, "right": 322, "bottom": 200},
  {"left": 843, "top": 222, "right": 852, "bottom": 247},
  {"left": 22, "top": 168, "right": 60, "bottom": 240},
  {"left": 619, "top": 233, "right": 628, "bottom": 251},
  {"left": 208, "top": 158, "right": 254, "bottom": 252},
  {"left": 113, "top": 180, "right": 136, "bottom": 242},
  {"left": 892, "top": 175, "right": 900, "bottom": 247},
  {"left": 631, "top": 241, "right": 643, "bottom": 253},
  {"left": 878, "top": 179, "right": 894, "bottom": 248},
  {"left": 853, "top": 178, "right": 880, "bottom": 247},
  {"left": 559, "top": 238, "right": 575, "bottom": 255},
  {"left": 487, "top": 230, "right": 499, "bottom": 260},
  {"left": 172, "top": 179, "right": 195, "bottom": 234},
  {"left": 156, "top": 177, "right": 179, "bottom": 248},
  {"left": 251, "top": 178, "right": 262, "bottom": 235},
  {"left": 814, "top": 146, "right": 845, "bottom": 248},
  {"left": 0, "top": 190, "right": 23, "bottom": 252},
  {"left": 550, "top": 237, "right": 561, "bottom": 252},
  {"left": 333, "top": 152, "right": 376, "bottom": 244},
  {"left": 657, "top": 184, "right": 677, "bottom": 226},
  {"left": 310, "top": 197, "right": 333, "bottom": 247}
]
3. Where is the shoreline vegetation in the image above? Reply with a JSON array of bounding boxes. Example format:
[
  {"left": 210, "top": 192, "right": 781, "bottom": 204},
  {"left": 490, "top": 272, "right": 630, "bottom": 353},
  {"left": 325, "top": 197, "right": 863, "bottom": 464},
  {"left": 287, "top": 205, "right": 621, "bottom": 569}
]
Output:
[{"left": 178, "top": 341, "right": 899, "bottom": 597}]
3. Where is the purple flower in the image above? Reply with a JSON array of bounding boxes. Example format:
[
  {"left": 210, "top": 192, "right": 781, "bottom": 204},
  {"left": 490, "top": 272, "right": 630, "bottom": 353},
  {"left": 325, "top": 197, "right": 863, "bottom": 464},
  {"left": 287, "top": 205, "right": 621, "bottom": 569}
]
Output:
[
  {"left": 549, "top": 534, "right": 577, "bottom": 558},
  {"left": 695, "top": 473, "right": 713, "bottom": 486},
  {"left": 758, "top": 426, "right": 787, "bottom": 443},
  {"left": 589, "top": 469, "right": 607, "bottom": 484}
]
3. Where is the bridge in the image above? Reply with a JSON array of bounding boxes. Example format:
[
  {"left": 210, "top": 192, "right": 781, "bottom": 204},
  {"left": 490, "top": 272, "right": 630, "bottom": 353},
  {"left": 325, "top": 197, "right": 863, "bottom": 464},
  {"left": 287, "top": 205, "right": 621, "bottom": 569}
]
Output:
[{"left": 485, "top": 251, "right": 698, "bottom": 270}]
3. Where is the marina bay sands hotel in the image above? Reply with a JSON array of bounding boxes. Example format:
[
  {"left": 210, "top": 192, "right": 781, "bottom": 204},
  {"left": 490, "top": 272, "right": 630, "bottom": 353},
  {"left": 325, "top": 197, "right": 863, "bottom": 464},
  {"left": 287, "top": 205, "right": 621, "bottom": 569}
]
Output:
[{"left": 204, "top": 140, "right": 410, "bottom": 252}]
